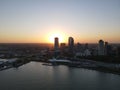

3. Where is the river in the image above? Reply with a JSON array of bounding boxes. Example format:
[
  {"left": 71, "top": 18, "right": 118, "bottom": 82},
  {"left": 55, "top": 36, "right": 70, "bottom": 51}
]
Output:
[{"left": 0, "top": 61, "right": 120, "bottom": 90}]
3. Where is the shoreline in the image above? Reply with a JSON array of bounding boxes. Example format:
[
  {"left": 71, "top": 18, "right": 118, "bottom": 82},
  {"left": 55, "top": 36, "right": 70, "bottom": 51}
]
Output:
[{"left": 0, "top": 58, "right": 120, "bottom": 75}]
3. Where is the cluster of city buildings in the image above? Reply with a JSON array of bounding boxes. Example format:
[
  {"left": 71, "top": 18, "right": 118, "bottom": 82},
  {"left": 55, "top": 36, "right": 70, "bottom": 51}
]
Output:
[
  {"left": 0, "top": 37, "right": 119, "bottom": 62},
  {"left": 53, "top": 36, "right": 120, "bottom": 58},
  {"left": 0, "top": 37, "right": 119, "bottom": 73},
  {"left": 48, "top": 37, "right": 120, "bottom": 73}
]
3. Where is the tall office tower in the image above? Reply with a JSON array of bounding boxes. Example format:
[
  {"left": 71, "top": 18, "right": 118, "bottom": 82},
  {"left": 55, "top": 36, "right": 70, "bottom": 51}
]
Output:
[
  {"left": 98, "top": 40, "right": 105, "bottom": 55},
  {"left": 104, "top": 42, "right": 108, "bottom": 55},
  {"left": 68, "top": 37, "right": 74, "bottom": 52},
  {"left": 105, "top": 42, "right": 112, "bottom": 56},
  {"left": 54, "top": 37, "right": 59, "bottom": 51},
  {"left": 54, "top": 37, "right": 59, "bottom": 58}
]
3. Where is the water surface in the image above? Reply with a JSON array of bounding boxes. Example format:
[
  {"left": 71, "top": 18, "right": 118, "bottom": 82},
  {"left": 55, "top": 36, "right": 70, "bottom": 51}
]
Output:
[{"left": 0, "top": 62, "right": 120, "bottom": 90}]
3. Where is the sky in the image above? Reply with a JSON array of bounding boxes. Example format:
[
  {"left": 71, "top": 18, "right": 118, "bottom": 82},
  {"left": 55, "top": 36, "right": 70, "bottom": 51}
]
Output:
[{"left": 0, "top": 0, "right": 120, "bottom": 43}]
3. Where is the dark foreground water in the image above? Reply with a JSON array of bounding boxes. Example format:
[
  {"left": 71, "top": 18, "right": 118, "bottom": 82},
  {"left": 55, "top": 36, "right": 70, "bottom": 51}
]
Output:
[{"left": 0, "top": 62, "right": 120, "bottom": 90}]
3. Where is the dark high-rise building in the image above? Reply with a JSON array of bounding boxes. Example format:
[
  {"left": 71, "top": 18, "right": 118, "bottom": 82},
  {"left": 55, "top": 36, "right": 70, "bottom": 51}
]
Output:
[
  {"left": 68, "top": 37, "right": 74, "bottom": 47},
  {"left": 104, "top": 42, "right": 113, "bottom": 56},
  {"left": 54, "top": 37, "right": 59, "bottom": 51},
  {"left": 98, "top": 40, "right": 105, "bottom": 55},
  {"left": 104, "top": 42, "right": 108, "bottom": 55},
  {"left": 54, "top": 37, "right": 59, "bottom": 58},
  {"left": 68, "top": 37, "right": 74, "bottom": 53}
]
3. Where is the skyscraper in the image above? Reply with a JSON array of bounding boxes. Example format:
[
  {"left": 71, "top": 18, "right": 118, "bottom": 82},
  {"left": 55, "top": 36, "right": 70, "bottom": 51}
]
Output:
[
  {"left": 54, "top": 37, "right": 59, "bottom": 51},
  {"left": 68, "top": 37, "right": 74, "bottom": 53},
  {"left": 68, "top": 37, "right": 74, "bottom": 47},
  {"left": 98, "top": 40, "right": 105, "bottom": 55},
  {"left": 104, "top": 42, "right": 108, "bottom": 55},
  {"left": 54, "top": 37, "right": 59, "bottom": 58}
]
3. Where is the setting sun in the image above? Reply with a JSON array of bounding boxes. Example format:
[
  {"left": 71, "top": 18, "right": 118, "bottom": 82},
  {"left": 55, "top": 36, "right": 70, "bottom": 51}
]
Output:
[{"left": 47, "top": 30, "right": 67, "bottom": 43}]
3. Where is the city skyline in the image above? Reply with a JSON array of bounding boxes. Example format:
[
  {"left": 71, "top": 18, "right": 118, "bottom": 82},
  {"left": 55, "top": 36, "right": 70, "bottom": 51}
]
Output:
[{"left": 0, "top": 0, "right": 120, "bottom": 43}]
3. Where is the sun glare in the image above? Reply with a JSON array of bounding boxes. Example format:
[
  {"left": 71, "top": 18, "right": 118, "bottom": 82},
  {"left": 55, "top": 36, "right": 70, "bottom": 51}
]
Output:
[{"left": 48, "top": 31, "right": 66, "bottom": 43}]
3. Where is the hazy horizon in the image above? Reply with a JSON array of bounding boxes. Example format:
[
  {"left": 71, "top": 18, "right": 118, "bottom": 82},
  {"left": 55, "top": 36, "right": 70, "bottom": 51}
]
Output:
[{"left": 0, "top": 0, "right": 120, "bottom": 43}]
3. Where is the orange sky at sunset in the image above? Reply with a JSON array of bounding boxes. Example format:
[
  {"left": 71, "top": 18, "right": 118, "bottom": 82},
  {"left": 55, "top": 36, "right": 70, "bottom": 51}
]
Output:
[{"left": 0, "top": 0, "right": 120, "bottom": 44}]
